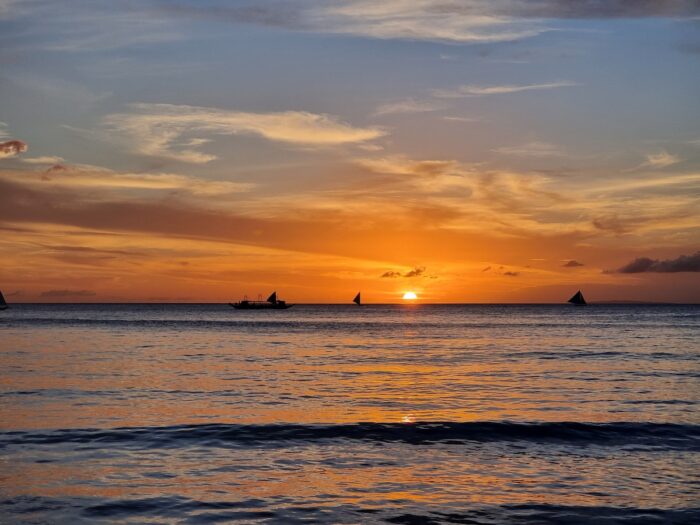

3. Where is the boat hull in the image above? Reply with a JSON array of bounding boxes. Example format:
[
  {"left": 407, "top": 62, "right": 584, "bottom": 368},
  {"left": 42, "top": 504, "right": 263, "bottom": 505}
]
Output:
[{"left": 229, "top": 303, "right": 293, "bottom": 310}]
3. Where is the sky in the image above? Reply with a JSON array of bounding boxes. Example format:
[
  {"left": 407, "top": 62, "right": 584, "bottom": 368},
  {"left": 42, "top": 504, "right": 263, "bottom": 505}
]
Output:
[{"left": 0, "top": 0, "right": 699, "bottom": 303}]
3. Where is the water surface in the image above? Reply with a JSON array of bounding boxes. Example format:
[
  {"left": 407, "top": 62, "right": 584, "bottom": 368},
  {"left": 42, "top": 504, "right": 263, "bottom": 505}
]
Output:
[{"left": 1, "top": 304, "right": 698, "bottom": 523}]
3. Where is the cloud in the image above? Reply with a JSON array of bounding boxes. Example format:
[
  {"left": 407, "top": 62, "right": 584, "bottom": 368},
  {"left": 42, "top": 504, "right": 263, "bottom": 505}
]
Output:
[
  {"left": 493, "top": 141, "right": 564, "bottom": 157},
  {"left": 7, "top": 1, "right": 698, "bottom": 58},
  {"left": 156, "top": 1, "right": 700, "bottom": 46},
  {"left": 503, "top": 271, "right": 519, "bottom": 276},
  {"left": 482, "top": 266, "right": 492, "bottom": 272},
  {"left": 160, "top": 1, "right": 547, "bottom": 44},
  {"left": 381, "top": 266, "right": 427, "bottom": 278},
  {"left": 442, "top": 116, "right": 478, "bottom": 123},
  {"left": 40, "top": 289, "right": 97, "bottom": 297},
  {"left": 637, "top": 151, "right": 681, "bottom": 170},
  {"left": 373, "top": 98, "right": 444, "bottom": 117},
  {"left": 0, "top": 140, "right": 27, "bottom": 159},
  {"left": 433, "top": 81, "right": 578, "bottom": 98},
  {"left": 104, "top": 103, "right": 385, "bottom": 163},
  {"left": 563, "top": 260, "right": 584, "bottom": 267},
  {"left": 617, "top": 251, "right": 700, "bottom": 273},
  {"left": 404, "top": 266, "right": 426, "bottom": 278},
  {"left": 22, "top": 156, "right": 65, "bottom": 165},
  {"left": 1, "top": 163, "right": 253, "bottom": 196},
  {"left": 493, "top": 1, "right": 700, "bottom": 19}
]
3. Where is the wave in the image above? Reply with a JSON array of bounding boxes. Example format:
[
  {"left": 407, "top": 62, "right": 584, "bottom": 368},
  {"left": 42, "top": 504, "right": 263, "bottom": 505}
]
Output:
[
  {"left": 2, "top": 495, "right": 699, "bottom": 524},
  {"left": 2, "top": 421, "right": 698, "bottom": 450}
]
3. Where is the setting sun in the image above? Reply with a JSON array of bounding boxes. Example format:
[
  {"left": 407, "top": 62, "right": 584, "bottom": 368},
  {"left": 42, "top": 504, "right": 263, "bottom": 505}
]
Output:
[{"left": 402, "top": 291, "right": 418, "bottom": 300}]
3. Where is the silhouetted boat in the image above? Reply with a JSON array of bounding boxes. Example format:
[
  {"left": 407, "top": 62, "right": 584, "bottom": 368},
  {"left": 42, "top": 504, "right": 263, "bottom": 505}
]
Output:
[
  {"left": 353, "top": 292, "right": 362, "bottom": 306},
  {"left": 229, "top": 291, "right": 292, "bottom": 310},
  {"left": 568, "top": 290, "right": 587, "bottom": 306},
  {"left": 0, "top": 290, "right": 7, "bottom": 310}
]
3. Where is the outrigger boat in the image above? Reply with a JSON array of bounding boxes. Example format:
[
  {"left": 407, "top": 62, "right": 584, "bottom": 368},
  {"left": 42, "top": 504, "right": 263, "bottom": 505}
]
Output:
[
  {"left": 0, "top": 290, "right": 7, "bottom": 311},
  {"left": 229, "top": 291, "right": 292, "bottom": 310},
  {"left": 353, "top": 292, "right": 362, "bottom": 306}
]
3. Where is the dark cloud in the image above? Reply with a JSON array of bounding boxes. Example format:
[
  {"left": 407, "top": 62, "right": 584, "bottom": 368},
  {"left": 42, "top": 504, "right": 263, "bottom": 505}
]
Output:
[
  {"left": 404, "top": 266, "right": 426, "bottom": 278},
  {"left": 0, "top": 140, "right": 27, "bottom": 159},
  {"left": 503, "top": 271, "right": 520, "bottom": 276},
  {"left": 618, "top": 251, "right": 700, "bottom": 273},
  {"left": 40, "top": 289, "right": 97, "bottom": 297},
  {"left": 493, "top": 0, "right": 700, "bottom": 18},
  {"left": 380, "top": 266, "right": 427, "bottom": 278},
  {"left": 563, "top": 260, "right": 584, "bottom": 267},
  {"left": 39, "top": 244, "right": 143, "bottom": 257},
  {"left": 482, "top": 266, "right": 492, "bottom": 272}
]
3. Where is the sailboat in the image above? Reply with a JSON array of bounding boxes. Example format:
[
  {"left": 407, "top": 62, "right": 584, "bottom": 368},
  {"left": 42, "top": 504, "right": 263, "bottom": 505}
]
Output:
[
  {"left": 353, "top": 292, "right": 362, "bottom": 306},
  {"left": 0, "top": 290, "right": 7, "bottom": 310},
  {"left": 568, "top": 290, "right": 587, "bottom": 306},
  {"left": 229, "top": 291, "right": 292, "bottom": 310}
]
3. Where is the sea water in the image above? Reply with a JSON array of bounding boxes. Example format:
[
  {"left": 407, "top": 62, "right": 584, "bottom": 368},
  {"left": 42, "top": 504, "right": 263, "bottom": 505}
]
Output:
[{"left": 1, "top": 304, "right": 698, "bottom": 523}]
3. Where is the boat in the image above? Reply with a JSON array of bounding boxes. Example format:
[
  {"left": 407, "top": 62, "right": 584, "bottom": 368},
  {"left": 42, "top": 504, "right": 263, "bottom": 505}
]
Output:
[
  {"left": 229, "top": 291, "right": 292, "bottom": 310},
  {"left": 0, "top": 290, "right": 7, "bottom": 311},
  {"left": 353, "top": 292, "right": 362, "bottom": 306},
  {"left": 568, "top": 290, "right": 587, "bottom": 306}
]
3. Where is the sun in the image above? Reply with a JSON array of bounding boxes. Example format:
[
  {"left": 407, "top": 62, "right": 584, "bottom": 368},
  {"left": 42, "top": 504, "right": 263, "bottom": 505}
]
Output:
[{"left": 402, "top": 291, "right": 418, "bottom": 300}]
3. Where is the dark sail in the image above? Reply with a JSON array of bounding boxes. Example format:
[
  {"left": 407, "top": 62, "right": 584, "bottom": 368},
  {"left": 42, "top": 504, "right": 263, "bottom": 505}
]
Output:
[
  {"left": 267, "top": 291, "right": 277, "bottom": 304},
  {"left": 568, "top": 290, "right": 586, "bottom": 305},
  {"left": 0, "top": 290, "right": 7, "bottom": 310},
  {"left": 353, "top": 292, "right": 361, "bottom": 305}
]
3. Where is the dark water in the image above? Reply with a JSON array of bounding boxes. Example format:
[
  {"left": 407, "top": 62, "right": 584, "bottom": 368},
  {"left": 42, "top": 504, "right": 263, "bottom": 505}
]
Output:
[{"left": 1, "top": 304, "right": 698, "bottom": 524}]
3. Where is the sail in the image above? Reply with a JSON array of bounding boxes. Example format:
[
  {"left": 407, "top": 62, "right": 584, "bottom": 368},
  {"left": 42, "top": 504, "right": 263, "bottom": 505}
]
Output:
[
  {"left": 568, "top": 290, "right": 586, "bottom": 305},
  {"left": 353, "top": 292, "right": 361, "bottom": 305},
  {"left": 267, "top": 291, "right": 277, "bottom": 304},
  {"left": 0, "top": 290, "right": 6, "bottom": 309}
]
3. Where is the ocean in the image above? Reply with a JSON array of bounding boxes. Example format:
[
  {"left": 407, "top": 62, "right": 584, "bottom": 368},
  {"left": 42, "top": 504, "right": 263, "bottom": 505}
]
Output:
[{"left": 1, "top": 304, "right": 698, "bottom": 524}]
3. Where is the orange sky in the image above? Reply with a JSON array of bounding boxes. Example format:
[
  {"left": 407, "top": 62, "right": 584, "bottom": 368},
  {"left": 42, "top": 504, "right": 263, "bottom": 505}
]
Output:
[{"left": 0, "top": 1, "right": 698, "bottom": 303}]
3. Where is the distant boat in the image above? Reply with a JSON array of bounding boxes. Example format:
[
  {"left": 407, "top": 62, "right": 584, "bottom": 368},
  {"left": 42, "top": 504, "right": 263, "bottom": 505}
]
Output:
[
  {"left": 353, "top": 292, "right": 362, "bottom": 306},
  {"left": 229, "top": 291, "right": 292, "bottom": 310},
  {"left": 568, "top": 290, "right": 587, "bottom": 306},
  {"left": 0, "top": 290, "right": 7, "bottom": 311}
]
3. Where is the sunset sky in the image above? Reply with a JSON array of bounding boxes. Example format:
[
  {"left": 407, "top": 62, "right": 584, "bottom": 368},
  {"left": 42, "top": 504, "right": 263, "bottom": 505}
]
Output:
[{"left": 1, "top": 0, "right": 699, "bottom": 303}]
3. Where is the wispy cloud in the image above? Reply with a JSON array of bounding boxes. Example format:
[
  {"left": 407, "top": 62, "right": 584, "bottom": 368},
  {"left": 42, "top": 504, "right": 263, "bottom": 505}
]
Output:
[
  {"left": 155, "top": 1, "right": 700, "bottom": 45},
  {"left": 104, "top": 103, "right": 385, "bottom": 163},
  {"left": 617, "top": 251, "right": 700, "bottom": 273},
  {"left": 373, "top": 98, "right": 444, "bottom": 117},
  {"left": 635, "top": 150, "right": 682, "bottom": 170},
  {"left": 2, "top": 163, "right": 253, "bottom": 196},
  {"left": 307, "top": 1, "right": 546, "bottom": 43},
  {"left": 493, "top": 141, "right": 565, "bottom": 157},
  {"left": 433, "top": 81, "right": 578, "bottom": 98},
  {"left": 442, "top": 116, "right": 478, "bottom": 123},
  {"left": 563, "top": 260, "right": 584, "bottom": 267},
  {"left": 6, "top": 1, "right": 699, "bottom": 55},
  {"left": 22, "top": 156, "right": 65, "bottom": 165}
]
